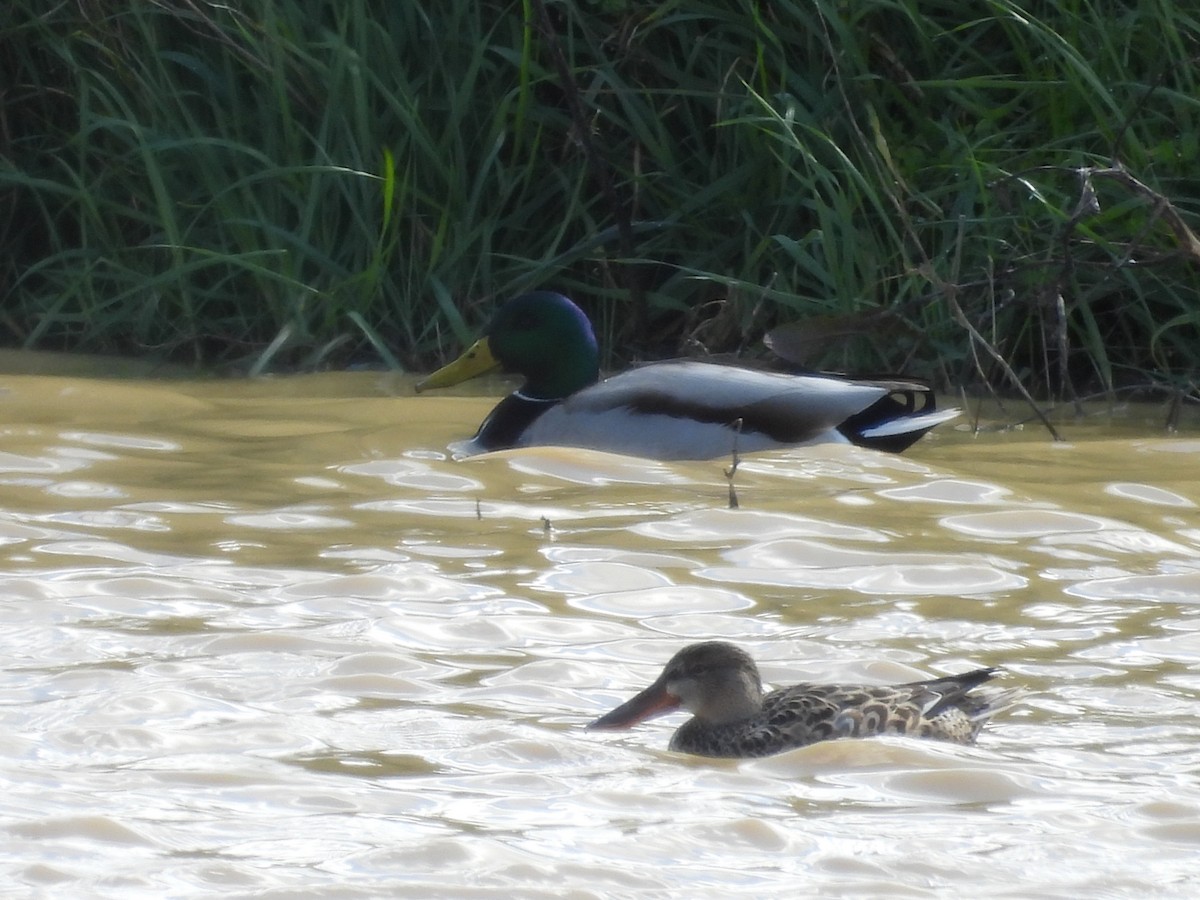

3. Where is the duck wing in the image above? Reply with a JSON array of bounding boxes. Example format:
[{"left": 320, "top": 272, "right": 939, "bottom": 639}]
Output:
[
  {"left": 555, "top": 360, "right": 890, "bottom": 443},
  {"left": 837, "top": 381, "right": 960, "bottom": 452},
  {"left": 512, "top": 360, "right": 955, "bottom": 459},
  {"left": 758, "top": 668, "right": 1011, "bottom": 749}
]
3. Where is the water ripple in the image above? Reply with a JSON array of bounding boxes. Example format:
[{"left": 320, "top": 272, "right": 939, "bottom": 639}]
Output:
[
  {"left": 700, "top": 538, "right": 1027, "bottom": 596},
  {"left": 2, "top": 375, "right": 1199, "bottom": 897}
]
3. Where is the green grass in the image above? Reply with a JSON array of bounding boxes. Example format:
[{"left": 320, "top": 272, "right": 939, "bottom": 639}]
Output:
[{"left": 2, "top": 0, "right": 1198, "bottom": 404}]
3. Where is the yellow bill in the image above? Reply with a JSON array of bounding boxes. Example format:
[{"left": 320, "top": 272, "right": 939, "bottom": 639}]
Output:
[{"left": 414, "top": 337, "right": 500, "bottom": 392}]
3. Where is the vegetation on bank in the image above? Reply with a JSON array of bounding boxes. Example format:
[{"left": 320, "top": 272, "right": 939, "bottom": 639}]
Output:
[{"left": 2, "top": 1, "right": 1198, "bottom": 406}]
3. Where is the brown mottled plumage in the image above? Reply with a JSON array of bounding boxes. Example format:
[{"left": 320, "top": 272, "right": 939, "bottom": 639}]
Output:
[{"left": 587, "top": 641, "right": 1017, "bottom": 758}]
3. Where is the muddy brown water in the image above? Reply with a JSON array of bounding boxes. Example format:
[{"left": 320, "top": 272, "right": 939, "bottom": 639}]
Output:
[{"left": 1, "top": 362, "right": 1198, "bottom": 897}]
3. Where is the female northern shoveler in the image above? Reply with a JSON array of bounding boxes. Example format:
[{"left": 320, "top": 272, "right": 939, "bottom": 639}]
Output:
[
  {"left": 416, "top": 291, "right": 957, "bottom": 460},
  {"left": 587, "top": 641, "right": 1016, "bottom": 758}
]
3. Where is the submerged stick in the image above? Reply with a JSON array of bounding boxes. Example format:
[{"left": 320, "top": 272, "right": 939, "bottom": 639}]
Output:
[{"left": 725, "top": 418, "right": 743, "bottom": 510}]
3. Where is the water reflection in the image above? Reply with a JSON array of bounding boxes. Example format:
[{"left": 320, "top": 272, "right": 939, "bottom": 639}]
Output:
[{"left": 0, "top": 370, "right": 1198, "bottom": 894}]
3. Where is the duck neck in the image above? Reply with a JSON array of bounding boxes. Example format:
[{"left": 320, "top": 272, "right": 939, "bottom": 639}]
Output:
[{"left": 520, "top": 346, "right": 599, "bottom": 401}]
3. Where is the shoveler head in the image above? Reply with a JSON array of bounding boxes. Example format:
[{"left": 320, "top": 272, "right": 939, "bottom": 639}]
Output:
[{"left": 587, "top": 641, "right": 765, "bottom": 731}]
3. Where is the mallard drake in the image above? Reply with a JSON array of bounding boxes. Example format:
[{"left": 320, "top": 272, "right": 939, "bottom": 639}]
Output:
[
  {"left": 587, "top": 641, "right": 1016, "bottom": 758},
  {"left": 415, "top": 291, "right": 958, "bottom": 460}
]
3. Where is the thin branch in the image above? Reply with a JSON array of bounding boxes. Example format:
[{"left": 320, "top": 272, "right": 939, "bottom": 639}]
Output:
[
  {"left": 815, "top": 8, "right": 1063, "bottom": 441},
  {"left": 528, "top": 0, "right": 646, "bottom": 339}
]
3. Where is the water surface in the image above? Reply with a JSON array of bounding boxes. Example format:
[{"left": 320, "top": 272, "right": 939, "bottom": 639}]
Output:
[{"left": 1, "top": 367, "right": 1198, "bottom": 897}]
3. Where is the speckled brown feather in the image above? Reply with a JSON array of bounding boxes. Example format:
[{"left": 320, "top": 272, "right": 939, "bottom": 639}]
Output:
[
  {"left": 669, "top": 670, "right": 1003, "bottom": 757},
  {"left": 589, "top": 642, "right": 1017, "bottom": 759}
]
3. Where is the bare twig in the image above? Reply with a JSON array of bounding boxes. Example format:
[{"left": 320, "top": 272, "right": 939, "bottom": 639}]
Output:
[
  {"left": 528, "top": 0, "right": 646, "bottom": 339},
  {"left": 815, "top": 8, "right": 1063, "bottom": 441},
  {"left": 935, "top": 218, "right": 1063, "bottom": 440},
  {"left": 1086, "top": 166, "right": 1200, "bottom": 262}
]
